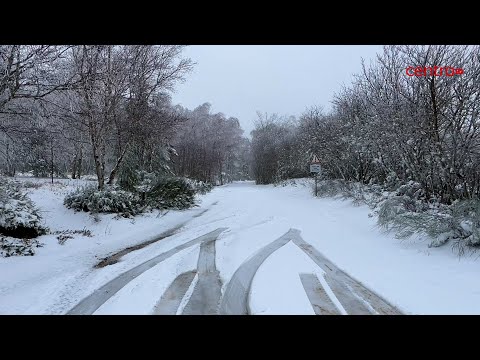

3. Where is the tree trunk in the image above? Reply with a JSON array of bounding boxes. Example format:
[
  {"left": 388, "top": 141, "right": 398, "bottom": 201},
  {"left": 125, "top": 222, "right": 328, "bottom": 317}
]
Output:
[
  {"left": 90, "top": 126, "right": 105, "bottom": 190},
  {"left": 50, "top": 141, "right": 54, "bottom": 184},
  {"left": 77, "top": 144, "right": 83, "bottom": 178},
  {"left": 107, "top": 143, "right": 129, "bottom": 185},
  {"left": 219, "top": 160, "right": 223, "bottom": 185},
  {"left": 100, "top": 138, "right": 106, "bottom": 189},
  {"left": 5, "top": 142, "right": 12, "bottom": 177},
  {"left": 71, "top": 151, "right": 78, "bottom": 179}
]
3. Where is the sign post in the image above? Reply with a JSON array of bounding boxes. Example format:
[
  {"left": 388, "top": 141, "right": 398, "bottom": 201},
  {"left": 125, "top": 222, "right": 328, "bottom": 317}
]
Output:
[{"left": 310, "top": 154, "right": 321, "bottom": 196}]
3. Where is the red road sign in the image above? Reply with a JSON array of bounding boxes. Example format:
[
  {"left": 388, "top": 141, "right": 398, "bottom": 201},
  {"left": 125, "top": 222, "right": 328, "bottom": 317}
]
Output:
[{"left": 311, "top": 154, "right": 320, "bottom": 164}]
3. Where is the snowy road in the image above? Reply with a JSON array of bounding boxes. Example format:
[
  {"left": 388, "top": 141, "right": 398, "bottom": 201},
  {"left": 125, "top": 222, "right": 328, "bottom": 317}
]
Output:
[
  {"left": 3, "top": 179, "right": 480, "bottom": 314},
  {"left": 68, "top": 225, "right": 401, "bottom": 315}
]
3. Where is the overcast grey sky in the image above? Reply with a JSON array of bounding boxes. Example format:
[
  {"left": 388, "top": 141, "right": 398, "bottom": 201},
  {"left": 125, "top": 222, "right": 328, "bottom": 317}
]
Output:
[{"left": 172, "top": 45, "right": 384, "bottom": 136}]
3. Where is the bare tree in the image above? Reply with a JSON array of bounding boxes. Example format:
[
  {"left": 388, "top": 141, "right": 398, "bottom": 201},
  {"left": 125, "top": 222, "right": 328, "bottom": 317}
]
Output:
[{"left": 107, "top": 45, "right": 194, "bottom": 185}]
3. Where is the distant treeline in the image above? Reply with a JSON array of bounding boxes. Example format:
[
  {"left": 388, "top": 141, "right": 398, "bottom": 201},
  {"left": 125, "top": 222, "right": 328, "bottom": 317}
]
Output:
[
  {"left": 251, "top": 45, "right": 480, "bottom": 204},
  {"left": 0, "top": 45, "right": 251, "bottom": 188}
]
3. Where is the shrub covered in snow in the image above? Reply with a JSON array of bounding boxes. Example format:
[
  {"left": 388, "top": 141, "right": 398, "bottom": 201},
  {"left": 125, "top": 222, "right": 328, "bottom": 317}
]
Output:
[
  {"left": 21, "top": 181, "right": 43, "bottom": 189},
  {"left": 314, "top": 179, "right": 347, "bottom": 198},
  {"left": 117, "top": 169, "right": 156, "bottom": 194},
  {"left": 314, "top": 179, "right": 383, "bottom": 205},
  {"left": 0, "top": 180, "right": 48, "bottom": 239},
  {"left": 52, "top": 228, "right": 93, "bottom": 245},
  {"left": 376, "top": 181, "right": 447, "bottom": 243},
  {"left": 378, "top": 198, "right": 444, "bottom": 239},
  {"left": 448, "top": 201, "right": 480, "bottom": 253},
  {"left": 0, "top": 236, "right": 43, "bottom": 257},
  {"left": 376, "top": 197, "right": 480, "bottom": 254},
  {"left": 147, "top": 177, "right": 196, "bottom": 210},
  {"left": 119, "top": 170, "right": 203, "bottom": 208},
  {"left": 118, "top": 168, "right": 203, "bottom": 205},
  {"left": 81, "top": 174, "right": 98, "bottom": 181},
  {"left": 275, "top": 178, "right": 312, "bottom": 187},
  {"left": 64, "top": 186, "right": 142, "bottom": 217},
  {"left": 184, "top": 178, "right": 214, "bottom": 195},
  {"left": 314, "top": 178, "right": 480, "bottom": 254},
  {"left": 64, "top": 174, "right": 202, "bottom": 218},
  {"left": 133, "top": 171, "right": 158, "bottom": 194}
]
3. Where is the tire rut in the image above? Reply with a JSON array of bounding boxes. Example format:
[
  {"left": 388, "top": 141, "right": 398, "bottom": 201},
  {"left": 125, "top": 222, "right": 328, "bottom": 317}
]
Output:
[
  {"left": 219, "top": 228, "right": 299, "bottom": 315},
  {"left": 152, "top": 271, "right": 197, "bottom": 315},
  {"left": 182, "top": 238, "right": 222, "bottom": 315},
  {"left": 299, "top": 273, "right": 341, "bottom": 315},
  {"left": 67, "top": 227, "right": 227, "bottom": 315},
  {"left": 292, "top": 237, "right": 402, "bottom": 315},
  {"left": 94, "top": 207, "right": 212, "bottom": 269}
]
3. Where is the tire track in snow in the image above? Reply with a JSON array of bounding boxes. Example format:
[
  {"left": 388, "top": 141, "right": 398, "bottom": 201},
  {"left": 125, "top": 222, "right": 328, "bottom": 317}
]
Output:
[
  {"left": 67, "top": 227, "right": 227, "bottom": 315},
  {"left": 219, "top": 228, "right": 299, "bottom": 315},
  {"left": 299, "top": 273, "right": 341, "bottom": 315},
  {"left": 322, "top": 274, "right": 373, "bottom": 314},
  {"left": 292, "top": 236, "right": 402, "bottom": 315},
  {"left": 95, "top": 205, "right": 216, "bottom": 268},
  {"left": 152, "top": 271, "right": 197, "bottom": 315},
  {"left": 182, "top": 237, "right": 222, "bottom": 315}
]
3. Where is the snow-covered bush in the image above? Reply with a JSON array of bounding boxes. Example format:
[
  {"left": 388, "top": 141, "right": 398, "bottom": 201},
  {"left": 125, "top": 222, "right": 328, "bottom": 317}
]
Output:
[
  {"left": 378, "top": 198, "right": 443, "bottom": 239},
  {"left": 184, "top": 178, "right": 214, "bottom": 195},
  {"left": 314, "top": 179, "right": 348, "bottom": 198},
  {"left": 314, "top": 179, "right": 381, "bottom": 207},
  {"left": 65, "top": 177, "right": 198, "bottom": 218},
  {"left": 377, "top": 181, "right": 443, "bottom": 241},
  {"left": 373, "top": 183, "right": 480, "bottom": 253},
  {"left": 21, "top": 181, "right": 43, "bottom": 189},
  {"left": 82, "top": 175, "right": 98, "bottom": 181},
  {"left": 341, "top": 182, "right": 370, "bottom": 205},
  {"left": 147, "top": 177, "right": 196, "bottom": 210},
  {"left": 444, "top": 200, "right": 480, "bottom": 254},
  {"left": 275, "top": 178, "right": 311, "bottom": 187},
  {"left": 64, "top": 186, "right": 142, "bottom": 218},
  {"left": 52, "top": 228, "right": 93, "bottom": 245},
  {"left": 0, "top": 180, "right": 48, "bottom": 239},
  {"left": 0, "top": 236, "right": 43, "bottom": 257},
  {"left": 376, "top": 197, "right": 480, "bottom": 253},
  {"left": 14, "top": 171, "right": 35, "bottom": 178},
  {"left": 134, "top": 171, "right": 158, "bottom": 194},
  {"left": 118, "top": 168, "right": 154, "bottom": 193},
  {"left": 395, "top": 181, "right": 426, "bottom": 202},
  {"left": 383, "top": 171, "right": 402, "bottom": 191},
  {"left": 313, "top": 178, "right": 480, "bottom": 254}
]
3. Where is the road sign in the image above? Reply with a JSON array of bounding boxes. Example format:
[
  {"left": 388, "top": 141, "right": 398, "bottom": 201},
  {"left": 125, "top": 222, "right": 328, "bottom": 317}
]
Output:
[
  {"left": 310, "top": 158, "right": 321, "bottom": 197},
  {"left": 311, "top": 154, "right": 320, "bottom": 164}
]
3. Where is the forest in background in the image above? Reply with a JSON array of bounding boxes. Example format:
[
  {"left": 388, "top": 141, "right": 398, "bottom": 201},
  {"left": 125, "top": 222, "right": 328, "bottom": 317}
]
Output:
[{"left": 0, "top": 45, "right": 251, "bottom": 188}]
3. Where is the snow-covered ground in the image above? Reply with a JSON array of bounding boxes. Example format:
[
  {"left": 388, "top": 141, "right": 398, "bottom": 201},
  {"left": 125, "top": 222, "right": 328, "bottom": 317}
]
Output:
[{"left": 1, "top": 178, "right": 480, "bottom": 314}]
